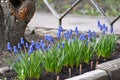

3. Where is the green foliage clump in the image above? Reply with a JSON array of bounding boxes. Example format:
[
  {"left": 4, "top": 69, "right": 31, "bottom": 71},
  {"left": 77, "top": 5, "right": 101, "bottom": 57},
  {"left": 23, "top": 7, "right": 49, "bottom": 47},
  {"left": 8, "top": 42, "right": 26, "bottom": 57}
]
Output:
[
  {"left": 96, "top": 34, "right": 117, "bottom": 58},
  {"left": 5, "top": 51, "right": 43, "bottom": 80}
]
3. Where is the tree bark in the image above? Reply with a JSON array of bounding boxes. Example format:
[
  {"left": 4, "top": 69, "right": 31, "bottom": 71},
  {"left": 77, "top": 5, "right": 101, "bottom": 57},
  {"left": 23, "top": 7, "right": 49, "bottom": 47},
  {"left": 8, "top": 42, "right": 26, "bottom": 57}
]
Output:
[
  {"left": 0, "top": 4, "right": 5, "bottom": 52},
  {"left": 0, "top": 0, "right": 35, "bottom": 52}
]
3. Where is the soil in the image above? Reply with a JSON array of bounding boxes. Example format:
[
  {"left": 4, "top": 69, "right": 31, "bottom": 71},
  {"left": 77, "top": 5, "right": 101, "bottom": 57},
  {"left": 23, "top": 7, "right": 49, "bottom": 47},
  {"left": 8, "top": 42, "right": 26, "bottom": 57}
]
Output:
[{"left": 0, "top": 31, "right": 120, "bottom": 80}]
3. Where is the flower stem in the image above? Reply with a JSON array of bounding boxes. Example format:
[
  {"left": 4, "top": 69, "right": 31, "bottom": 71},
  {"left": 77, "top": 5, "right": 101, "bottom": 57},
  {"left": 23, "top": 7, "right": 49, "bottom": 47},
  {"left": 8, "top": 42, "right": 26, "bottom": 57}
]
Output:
[
  {"left": 56, "top": 75, "right": 59, "bottom": 80},
  {"left": 69, "top": 68, "right": 71, "bottom": 77},
  {"left": 90, "top": 61, "right": 94, "bottom": 70},
  {"left": 96, "top": 61, "right": 99, "bottom": 69},
  {"left": 79, "top": 64, "right": 82, "bottom": 74}
]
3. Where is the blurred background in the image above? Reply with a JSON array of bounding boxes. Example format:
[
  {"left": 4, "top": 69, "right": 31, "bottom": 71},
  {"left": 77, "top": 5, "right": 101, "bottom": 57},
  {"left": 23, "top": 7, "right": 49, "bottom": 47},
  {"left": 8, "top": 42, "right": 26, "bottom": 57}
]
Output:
[{"left": 36, "top": 0, "right": 120, "bottom": 16}]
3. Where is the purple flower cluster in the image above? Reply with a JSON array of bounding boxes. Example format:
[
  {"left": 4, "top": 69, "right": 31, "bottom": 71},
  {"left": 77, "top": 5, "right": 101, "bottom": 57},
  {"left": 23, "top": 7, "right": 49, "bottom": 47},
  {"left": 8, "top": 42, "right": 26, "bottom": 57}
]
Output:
[
  {"left": 7, "top": 37, "right": 52, "bottom": 55},
  {"left": 97, "top": 21, "right": 113, "bottom": 34},
  {"left": 44, "top": 35, "right": 54, "bottom": 43},
  {"left": 79, "top": 34, "right": 86, "bottom": 41}
]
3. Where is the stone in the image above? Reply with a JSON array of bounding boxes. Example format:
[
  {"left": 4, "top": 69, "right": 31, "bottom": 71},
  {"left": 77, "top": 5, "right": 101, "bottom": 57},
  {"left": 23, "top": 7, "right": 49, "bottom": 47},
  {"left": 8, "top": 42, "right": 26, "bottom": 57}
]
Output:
[
  {"left": 45, "top": 30, "right": 58, "bottom": 38},
  {"left": 0, "top": 67, "right": 10, "bottom": 74},
  {"left": 34, "top": 28, "right": 58, "bottom": 38},
  {"left": 65, "top": 69, "right": 109, "bottom": 80},
  {"left": 97, "top": 58, "right": 120, "bottom": 80},
  {"left": 25, "top": 27, "right": 34, "bottom": 35}
]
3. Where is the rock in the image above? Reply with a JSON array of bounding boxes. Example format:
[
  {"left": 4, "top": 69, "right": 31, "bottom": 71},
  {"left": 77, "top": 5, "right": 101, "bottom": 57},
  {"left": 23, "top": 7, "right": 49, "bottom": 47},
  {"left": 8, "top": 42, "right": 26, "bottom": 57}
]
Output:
[
  {"left": 34, "top": 28, "right": 58, "bottom": 38},
  {"left": 25, "top": 27, "right": 34, "bottom": 35},
  {"left": 97, "top": 58, "right": 120, "bottom": 80},
  {"left": 65, "top": 69, "right": 109, "bottom": 80},
  {"left": 0, "top": 67, "right": 10, "bottom": 74},
  {"left": 45, "top": 30, "right": 58, "bottom": 37}
]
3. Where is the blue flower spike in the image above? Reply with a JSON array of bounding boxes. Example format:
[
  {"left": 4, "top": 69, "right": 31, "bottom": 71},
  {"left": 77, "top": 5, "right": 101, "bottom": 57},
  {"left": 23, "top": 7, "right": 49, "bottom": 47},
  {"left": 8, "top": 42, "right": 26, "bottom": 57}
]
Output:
[
  {"left": 69, "top": 29, "right": 72, "bottom": 36},
  {"left": 14, "top": 46, "right": 18, "bottom": 53},
  {"left": 45, "top": 35, "right": 54, "bottom": 43},
  {"left": 64, "top": 32, "right": 69, "bottom": 40},
  {"left": 50, "top": 36, "right": 54, "bottom": 43},
  {"left": 42, "top": 43, "right": 46, "bottom": 51},
  {"left": 45, "top": 35, "right": 48, "bottom": 40},
  {"left": 28, "top": 45, "right": 34, "bottom": 55},
  {"left": 58, "top": 25, "right": 63, "bottom": 32},
  {"left": 110, "top": 26, "right": 113, "bottom": 33},
  {"left": 105, "top": 26, "right": 108, "bottom": 32},
  {"left": 57, "top": 31, "right": 61, "bottom": 39},
  {"left": 31, "top": 40, "right": 35, "bottom": 46},
  {"left": 97, "top": 21, "right": 101, "bottom": 27},
  {"left": 99, "top": 25, "right": 103, "bottom": 31},
  {"left": 7, "top": 42, "right": 12, "bottom": 51},
  {"left": 75, "top": 27, "right": 79, "bottom": 35},
  {"left": 103, "top": 24, "right": 106, "bottom": 29},
  {"left": 92, "top": 31, "right": 96, "bottom": 38},
  {"left": 88, "top": 30, "right": 92, "bottom": 39},
  {"left": 35, "top": 42, "right": 40, "bottom": 50},
  {"left": 79, "top": 34, "right": 86, "bottom": 41},
  {"left": 20, "top": 37, "right": 24, "bottom": 44},
  {"left": 25, "top": 42, "right": 29, "bottom": 48},
  {"left": 40, "top": 40, "right": 44, "bottom": 47},
  {"left": 18, "top": 43, "right": 21, "bottom": 49}
]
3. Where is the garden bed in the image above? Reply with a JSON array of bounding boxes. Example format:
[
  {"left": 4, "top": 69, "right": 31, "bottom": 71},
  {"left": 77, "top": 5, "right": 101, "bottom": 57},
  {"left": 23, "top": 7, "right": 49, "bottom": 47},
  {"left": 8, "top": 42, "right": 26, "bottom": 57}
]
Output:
[
  {"left": 0, "top": 25, "right": 120, "bottom": 80},
  {"left": 0, "top": 43, "right": 120, "bottom": 80}
]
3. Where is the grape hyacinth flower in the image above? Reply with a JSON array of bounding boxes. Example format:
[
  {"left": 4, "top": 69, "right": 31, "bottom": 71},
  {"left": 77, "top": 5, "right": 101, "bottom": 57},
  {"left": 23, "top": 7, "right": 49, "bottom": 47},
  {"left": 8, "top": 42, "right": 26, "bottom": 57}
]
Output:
[
  {"left": 58, "top": 25, "right": 63, "bottom": 32},
  {"left": 20, "top": 37, "right": 24, "bottom": 44},
  {"left": 18, "top": 43, "right": 21, "bottom": 49},
  {"left": 14, "top": 46, "right": 18, "bottom": 53},
  {"left": 39, "top": 40, "right": 44, "bottom": 47},
  {"left": 28, "top": 45, "right": 34, "bottom": 55},
  {"left": 7, "top": 42, "right": 12, "bottom": 51},
  {"left": 49, "top": 36, "right": 54, "bottom": 43},
  {"left": 25, "top": 42, "right": 29, "bottom": 49},
  {"left": 92, "top": 31, "right": 96, "bottom": 38},
  {"left": 110, "top": 26, "right": 113, "bottom": 33},
  {"left": 45, "top": 35, "right": 54, "bottom": 43},
  {"left": 75, "top": 27, "right": 79, "bottom": 35},
  {"left": 79, "top": 34, "right": 86, "bottom": 41},
  {"left": 57, "top": 31, "right": 61, "bottom": 39},
  {"left": 35, "top": 42, "right": 40, "bottom": 50},
  {"left": 45, "top": 35, "right": 48, "bottom": 40},
  {"left": 97, "top": 21, "right": 101, "bottom": 27},
  {"left": 102, "top": 24, "right": 106, "bottom": 29},
  {"left": 99, "top": 25, "right": 103, "bottom": 31},
  {"left": 69, "top": 29, "right": 72, "bottom": 36},
  {"left": 105, "top": 26, "right": 108, "bottom": 32},
  {"left": 64, "top": 32, "right": 69, "bottom": 40},
  {"left": 88, "top": 30, "right": 92, "bottom": 39},
  {"left": 41, "top": 43, "right": 46, "bottom": 51},
  {"left": 31, "top": 40, "right": 35, "bottom": 46}
]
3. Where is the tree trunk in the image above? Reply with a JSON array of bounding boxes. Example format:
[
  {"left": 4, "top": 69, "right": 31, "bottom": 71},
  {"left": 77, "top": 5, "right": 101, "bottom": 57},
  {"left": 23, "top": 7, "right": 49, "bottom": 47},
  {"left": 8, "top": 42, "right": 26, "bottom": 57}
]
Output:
[{"left": 0, "top": 0, "right": 35, "bottom": 52}]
